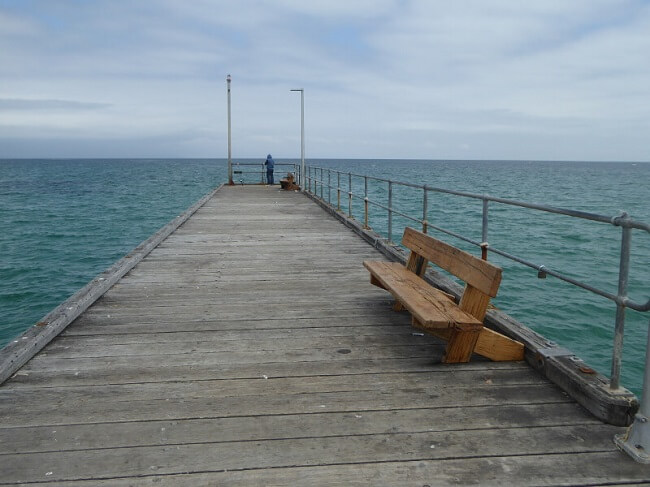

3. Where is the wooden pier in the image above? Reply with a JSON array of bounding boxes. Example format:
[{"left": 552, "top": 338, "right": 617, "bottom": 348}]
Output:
[{"left": 0, "top": 185, "right": 648, "bottom": 485}]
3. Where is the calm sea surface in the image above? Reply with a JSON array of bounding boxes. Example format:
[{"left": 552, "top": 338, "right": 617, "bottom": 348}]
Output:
[{"left": 1, "top": 159, "right": 648, "bottom": 394}]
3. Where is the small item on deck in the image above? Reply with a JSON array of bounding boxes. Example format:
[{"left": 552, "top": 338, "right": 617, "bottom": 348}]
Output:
[
  {"left": 364, "top": 227, "right": 525, "bottom": 364},
  {"left": 280, "top": 173, "right": 300, "bottom": 191}
]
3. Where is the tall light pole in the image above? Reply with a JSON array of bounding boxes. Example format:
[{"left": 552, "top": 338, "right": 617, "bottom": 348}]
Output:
[
  {"left": 226, "top": 74, "right": 233, "bottom": 185},
  {"left": 290, "top": 88, "right": 305, "bottom": 190}
]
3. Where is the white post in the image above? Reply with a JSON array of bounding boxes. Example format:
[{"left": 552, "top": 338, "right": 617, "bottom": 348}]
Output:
[
  {"left": 227, "top": 74, "right": 233, "bottom": 185},
  {"left": 291, "top": 89, "right": 305, "bottom": 190}
]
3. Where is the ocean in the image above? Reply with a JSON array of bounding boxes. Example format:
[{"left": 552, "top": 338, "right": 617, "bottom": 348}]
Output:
[{"left": 1, "top": 159, "right": 648, "bottom": 395}]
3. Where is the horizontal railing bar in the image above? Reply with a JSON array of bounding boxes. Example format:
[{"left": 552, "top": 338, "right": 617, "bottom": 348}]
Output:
[
  {"left": 424, "top": 222, "right": 484, "bottom": 248},
  {"left": 307, "top": 165, "right": 648, "bottom": 312},
  {"left": 367, "top": 200, "right": 422, "bottom": 225},
  {"left": 308, "top": 166, "right": 649, "bottom": 231},
  {"left": 234, "top": 162, "right": 296, "bottom": 166}
]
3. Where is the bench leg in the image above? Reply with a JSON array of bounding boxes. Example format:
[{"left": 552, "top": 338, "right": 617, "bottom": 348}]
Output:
[
  {"left": 413, "top": 319, "right": 525, "bottom": 362},
  {"left": 443, "top": 328, "right": 481, "bottom": 363},
  {"left": 369, "top": 274, "right": 387, "bottom": 290}
]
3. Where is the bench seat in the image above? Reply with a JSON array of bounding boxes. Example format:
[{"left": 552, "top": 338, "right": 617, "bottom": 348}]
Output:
[{"left": 363, "top": 261, "right": 482, "bottom": 331}]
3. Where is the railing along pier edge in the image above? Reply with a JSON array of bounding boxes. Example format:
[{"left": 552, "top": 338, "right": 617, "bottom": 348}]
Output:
[{"left": 304, "top": 166, "right": 648, "bottom": 434}]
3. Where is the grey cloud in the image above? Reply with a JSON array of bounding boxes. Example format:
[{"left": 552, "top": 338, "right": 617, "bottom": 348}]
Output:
[{"left": 0, "top": 99, "right": 111, "bottom": 111}]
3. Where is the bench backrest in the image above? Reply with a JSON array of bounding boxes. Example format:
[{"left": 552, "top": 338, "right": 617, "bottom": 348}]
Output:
[{"left": 402, "top": 227, "right": 502, "bottom": 320}]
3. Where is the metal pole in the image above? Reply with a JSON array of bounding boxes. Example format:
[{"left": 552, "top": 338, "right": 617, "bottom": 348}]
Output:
[
  {"left": 348, "top": 172, "right": 352, "bottom": 218},
  {"left": 364, "top": 175, "right": 369, "bottom": 229},
  {"left": 615, "top": 319, "right": 650, "bottom": 463},
  {"left": 290, "top": 89, "right": 305, "bottom": 190},
  {"left": 422, "top": 186, "right": 428, "bottom": 233},
  {"left": 337, "top": 172, "right": 341, "bottom": 211},
  {"left": 328, "top": 170, "right": 331, "bottom": 204},
  {"left": 481, "top": 198, "right": 489, "bottom": 260},
  {"left": 611, "top": 215, "right": 632, "bottom": 390},
  {"left": 388, "top": 180, "right": 393, "bottom": 243},
  {"left": 308, "top": 166, "right": 311, "bottom": 193},
  {"left": 227, "top": 74, "right": 233, "bottom": 185}
]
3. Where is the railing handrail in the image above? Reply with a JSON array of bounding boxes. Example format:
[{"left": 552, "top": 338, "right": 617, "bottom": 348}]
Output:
[
  {"left": 308, "top": 165, "right": 650, "bottom": 232},
  {"left": 230, "top": 163, "right": 301, "bottom": 184},
  {"left": 305, "top": 163, "right": 649, "bottom": 392}
]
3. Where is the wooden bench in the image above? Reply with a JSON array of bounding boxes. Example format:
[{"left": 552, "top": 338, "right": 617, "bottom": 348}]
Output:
[
  {"left": 280, "top": 173, "right": 300, "bottom": 191},
  {"left": 364, "top": 227, "right": 524, "bottom": 363}
]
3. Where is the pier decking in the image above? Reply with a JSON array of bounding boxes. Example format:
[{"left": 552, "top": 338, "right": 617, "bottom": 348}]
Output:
[{"left": 0, "top": 185, "right": 647, "bottom": 485}]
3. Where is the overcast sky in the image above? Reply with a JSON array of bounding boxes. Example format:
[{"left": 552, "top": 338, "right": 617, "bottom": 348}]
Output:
[{"left": 1, "top": 0, "right": 649, "bottom": 161}]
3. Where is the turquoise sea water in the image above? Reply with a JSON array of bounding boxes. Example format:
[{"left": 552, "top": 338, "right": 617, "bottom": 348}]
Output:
[{"left": 1, "top": 159, "right": 648, "bottom": 395}]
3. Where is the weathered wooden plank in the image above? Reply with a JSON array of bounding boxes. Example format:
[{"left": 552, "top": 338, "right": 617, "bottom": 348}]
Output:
[
  {"left": 1, "top": 368, "right": 551, "bottom": 408},
  {"left": 39, "top": 333, "right": 442, "bottom": 359},
  {"left": 1, "top": 402, "right": 598, "bottom": 455},
  {"left": 20, "top": 342, "right": 439, "bottom": 372},
  {"left": 16, "top": 452, "right": 648, "bottom": 487},
  {"left": 10, "top": 358, "right": 529, "bottom": 388},
  {"left": 0, "top": 383, "right": 572, "bottom": 427},
  {"left": 0, "top": 425, "right": 621, "bottom": 485}
]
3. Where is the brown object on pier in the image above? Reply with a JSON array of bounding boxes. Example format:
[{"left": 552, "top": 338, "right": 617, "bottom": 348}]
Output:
[
  {"left": 280, "top": 172, "right": 300, "bottom": 190},
  {"left": 365, "top": 227, "right": 525, "bottom": 363}
]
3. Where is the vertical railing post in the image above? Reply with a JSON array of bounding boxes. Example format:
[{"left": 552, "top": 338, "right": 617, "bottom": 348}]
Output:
[
  {"left": 364, "top": 176, "right": 369, "bottom": 229},
  {"left": 328, "top": 170, "right": 331, "bottom": 205},
  {"left": 337, "top": 172, "right": 341, "bottom": 211},
  {"left": 481, "top": 198, "right": 489, "bottom": 260},
  {"left": 320, "top": 167, "right": 324, "bottom": 200},
  {"left": 615, "top": 318, "right": 650, "bottom": 463},
  {"left": 422, "top": 185, "right": 428, "bottom": 234},
  {"left": 261, "top": 163, "right": 264, "bottom": 184},
  {"left": 348, "top": 172, "right": 353, "bottom": 218},
  {"left": 388, "top": 180, "right": 393, "bottom": 243},
  {"left": 226, "top": 75, "right": 233, "bottom": 185},
  {"left": 611, "top": 214, "right": 631, "bottom": 391},
  {"left": 307, "top": 166, "right": 311, "bottom": 193}
]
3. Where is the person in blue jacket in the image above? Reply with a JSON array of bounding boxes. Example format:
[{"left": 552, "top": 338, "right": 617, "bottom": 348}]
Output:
[{"left": 264, "top": 154, "right": 275, "bottom": 184}]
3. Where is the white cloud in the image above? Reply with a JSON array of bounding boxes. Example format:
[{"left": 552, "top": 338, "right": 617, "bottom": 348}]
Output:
[{"left": 0, "top": 0, "right": 649, "bottom": 160}]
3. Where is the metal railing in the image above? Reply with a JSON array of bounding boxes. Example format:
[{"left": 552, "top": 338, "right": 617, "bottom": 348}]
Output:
[
  {"left": 305, "top": 165, "right": 650, "bottom": 393},
  {"left": 231, "top": 162, "right": 300, "bottom": 185}
]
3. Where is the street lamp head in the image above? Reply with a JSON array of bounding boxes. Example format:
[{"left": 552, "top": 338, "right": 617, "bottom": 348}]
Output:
[{"left": 290, "top": 88, "right": 303, "bottom": 92}]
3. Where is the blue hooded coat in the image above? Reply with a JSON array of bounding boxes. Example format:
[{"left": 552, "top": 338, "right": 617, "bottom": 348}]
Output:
[{"left": 265, "top": 154, "right": 275, "bottom": 169}]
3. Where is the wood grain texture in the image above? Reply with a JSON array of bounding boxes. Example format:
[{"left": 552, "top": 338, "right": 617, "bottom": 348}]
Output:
[
  {"left": 363, "top": 261, "right": 483, "bottom": 330},
  {"left": 0, "top": 185, "right": 642, "bottom": 485},
  {"left": 403, "top": 226, "right": 502, "bottom": 297}
]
